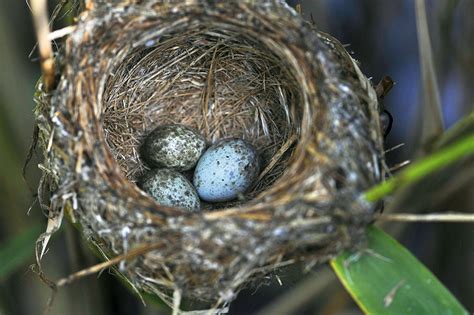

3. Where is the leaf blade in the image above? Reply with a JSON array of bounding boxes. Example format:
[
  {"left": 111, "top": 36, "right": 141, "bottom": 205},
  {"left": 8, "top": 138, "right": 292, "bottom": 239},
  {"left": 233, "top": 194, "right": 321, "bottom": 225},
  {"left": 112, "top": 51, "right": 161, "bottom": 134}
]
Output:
[{"left": 331, "top": 226, "right": 468, "bottom": 315}]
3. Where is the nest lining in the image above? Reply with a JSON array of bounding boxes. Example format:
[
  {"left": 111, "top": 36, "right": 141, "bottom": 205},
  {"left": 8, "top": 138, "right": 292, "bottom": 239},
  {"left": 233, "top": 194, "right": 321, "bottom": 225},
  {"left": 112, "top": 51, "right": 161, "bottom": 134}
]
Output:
[
  {"left": 34, "top": 1, "right": 386, "bottom": 310},
  {"left": 102, "top": 26, "right": 301, "bottom": 201}
]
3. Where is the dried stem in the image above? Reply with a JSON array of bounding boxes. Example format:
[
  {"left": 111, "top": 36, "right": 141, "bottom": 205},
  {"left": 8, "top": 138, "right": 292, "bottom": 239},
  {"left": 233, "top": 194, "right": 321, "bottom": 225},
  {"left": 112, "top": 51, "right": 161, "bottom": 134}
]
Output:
[
  {"left": 30, "top": 0, "right": 55, "bottom": 91},
  {"left": 378, "top": 212, "right": 474, "bottom": 223},
  {"left": 56, "top": 242, "right": 164, "bottom": 287}
]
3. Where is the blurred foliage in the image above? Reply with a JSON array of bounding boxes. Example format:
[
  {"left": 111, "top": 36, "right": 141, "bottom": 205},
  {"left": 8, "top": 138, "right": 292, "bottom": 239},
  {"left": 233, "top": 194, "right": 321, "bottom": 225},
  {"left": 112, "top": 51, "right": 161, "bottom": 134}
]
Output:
[{"left": 0, "top": 225, "right": 42, "bottom": 279}]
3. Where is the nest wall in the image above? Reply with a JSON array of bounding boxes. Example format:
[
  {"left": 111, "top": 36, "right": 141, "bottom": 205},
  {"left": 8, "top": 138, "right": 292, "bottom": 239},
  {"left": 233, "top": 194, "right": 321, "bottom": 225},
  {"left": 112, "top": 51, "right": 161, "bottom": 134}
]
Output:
[{"left": 35, "top": 0, "right": 385, "bottom": 308}]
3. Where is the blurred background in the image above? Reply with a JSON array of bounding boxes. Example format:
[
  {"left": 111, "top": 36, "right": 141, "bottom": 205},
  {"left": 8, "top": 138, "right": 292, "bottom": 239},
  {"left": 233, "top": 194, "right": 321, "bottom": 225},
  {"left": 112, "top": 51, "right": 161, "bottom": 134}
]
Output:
[{"left": 0, "top": 0, "right": 472, "bottom": 314}]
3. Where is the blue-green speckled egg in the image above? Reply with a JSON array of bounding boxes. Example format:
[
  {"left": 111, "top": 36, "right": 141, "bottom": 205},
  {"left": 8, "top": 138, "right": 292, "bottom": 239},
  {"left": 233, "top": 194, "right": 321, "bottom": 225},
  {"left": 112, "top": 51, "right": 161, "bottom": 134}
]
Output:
[
  {"left": 142, "top": 124, "right": 206, "bottom": 172},
  {"left": 193, "top": 138, "right": 260, "bottom": 202},
  {"left": 141, "top": 168, "right": 200, "bottom": 211}
]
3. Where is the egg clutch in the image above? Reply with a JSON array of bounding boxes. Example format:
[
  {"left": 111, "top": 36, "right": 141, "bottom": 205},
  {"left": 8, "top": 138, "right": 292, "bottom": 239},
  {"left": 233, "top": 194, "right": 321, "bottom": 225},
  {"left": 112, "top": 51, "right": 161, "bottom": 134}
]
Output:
[{"left": 139, "top": 124, "right": 261, "bottom": 211}]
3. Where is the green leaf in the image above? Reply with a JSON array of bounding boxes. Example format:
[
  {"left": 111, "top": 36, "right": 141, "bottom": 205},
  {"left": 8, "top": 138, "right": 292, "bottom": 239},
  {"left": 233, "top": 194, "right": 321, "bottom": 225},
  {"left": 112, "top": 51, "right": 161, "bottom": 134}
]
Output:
[
  {"left": 0, "top": 224, "right": 42, "bottom": 279},
  {"left": 331, "top": 226, "right": 468, "bottom": 315}
]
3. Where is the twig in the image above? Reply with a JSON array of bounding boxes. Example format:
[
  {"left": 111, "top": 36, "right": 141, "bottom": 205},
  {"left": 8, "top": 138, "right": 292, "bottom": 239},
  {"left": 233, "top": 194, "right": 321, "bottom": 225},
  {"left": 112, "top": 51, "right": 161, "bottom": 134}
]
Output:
[
  {"left": 384, "top": 279, "right": 405, "bottom": 307},
  {"left": 30, "top": 0, "right": 55, "bottom": 91},
  {"left": 48, "top": 25, "right": 76, "bottom": 41},
  {"left": 388, "top": 160, "right": 410, "bottom": 172},
  {"left": 172, "top": 289, "right": 182, "bottom": 315},
  {"left": 384, "top": 143, "right": 405, "bottom": 154},
  {"left": 256, "top": 134, "right": 297, "bottom": 182},
  {"left": 56, "top": 242, "right": 164, "bottom": 287},
  {"left": 378, "top": 212, "right": 474, "bottom": 223},
  {"left": 375, "top": 76, "right": 394, "bottom": 100}
]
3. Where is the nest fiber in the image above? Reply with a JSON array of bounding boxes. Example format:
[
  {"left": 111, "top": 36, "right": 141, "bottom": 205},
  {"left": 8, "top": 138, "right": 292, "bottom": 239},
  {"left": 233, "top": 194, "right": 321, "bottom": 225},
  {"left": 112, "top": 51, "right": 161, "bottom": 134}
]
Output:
[{"left": 35, "top": 0, "right": 385, "bottom": 309}]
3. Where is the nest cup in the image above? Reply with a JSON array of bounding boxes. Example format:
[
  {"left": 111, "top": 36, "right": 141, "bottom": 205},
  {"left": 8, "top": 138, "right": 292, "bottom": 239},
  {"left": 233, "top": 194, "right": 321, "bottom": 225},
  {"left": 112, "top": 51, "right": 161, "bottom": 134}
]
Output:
[{"left": 35, "top": 0, "right": 385, "bottom": 308}]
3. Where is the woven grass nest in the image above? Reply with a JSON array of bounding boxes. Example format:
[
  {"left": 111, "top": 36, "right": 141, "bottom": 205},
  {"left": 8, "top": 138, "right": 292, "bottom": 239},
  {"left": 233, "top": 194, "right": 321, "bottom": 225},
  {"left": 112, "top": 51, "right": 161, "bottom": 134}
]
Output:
[{"left": 35, "top": 0, "right": 385, "bottom": 310}]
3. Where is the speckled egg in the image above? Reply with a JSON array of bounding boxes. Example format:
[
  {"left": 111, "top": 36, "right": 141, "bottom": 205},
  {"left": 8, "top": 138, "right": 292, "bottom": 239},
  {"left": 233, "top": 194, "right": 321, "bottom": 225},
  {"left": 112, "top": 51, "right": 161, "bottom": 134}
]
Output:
[
  {"left": 193, "top": 138, "right": 260, "bottom": 202},
  {"left": 142, "top": 124, "right": 206, "bottom": 172},
  {"left": 140, "top": 168, "right": 200, "bottom": 211}
]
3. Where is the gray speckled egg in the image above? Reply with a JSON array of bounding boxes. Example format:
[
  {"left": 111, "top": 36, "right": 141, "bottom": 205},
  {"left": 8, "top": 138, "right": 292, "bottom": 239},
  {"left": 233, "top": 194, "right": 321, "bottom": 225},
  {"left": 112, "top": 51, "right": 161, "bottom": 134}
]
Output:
[
  {"left": 140, "top": 168, "right": 200, "bottom": 211},
  {"left": 142, "top": 124, "right": 206, "bottom": 171},
  {"left": 193, "top": 138, "right": 260, "bottom": 202}
]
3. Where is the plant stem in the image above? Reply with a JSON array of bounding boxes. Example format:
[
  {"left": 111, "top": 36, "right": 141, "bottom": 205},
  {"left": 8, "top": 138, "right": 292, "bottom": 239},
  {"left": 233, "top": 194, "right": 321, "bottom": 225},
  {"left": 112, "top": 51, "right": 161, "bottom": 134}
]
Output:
[
  {"left": 364, "top": 134, "right": 474, "bottom": 203},
  {"left": 377, "top": 212, "right": 474, "bottom": 223}
]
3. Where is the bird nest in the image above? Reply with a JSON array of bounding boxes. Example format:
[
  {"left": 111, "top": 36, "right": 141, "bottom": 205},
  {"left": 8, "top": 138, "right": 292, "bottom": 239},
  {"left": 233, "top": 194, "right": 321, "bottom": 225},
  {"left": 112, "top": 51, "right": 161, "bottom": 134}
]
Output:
[{"left": 34, "top": 0, "right": 385, "bottom": 311}]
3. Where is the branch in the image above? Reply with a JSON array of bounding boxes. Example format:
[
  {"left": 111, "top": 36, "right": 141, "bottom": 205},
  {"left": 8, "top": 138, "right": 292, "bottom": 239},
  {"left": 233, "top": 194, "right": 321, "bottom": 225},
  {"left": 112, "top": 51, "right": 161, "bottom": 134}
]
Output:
[{"left": 30, "top": 0, "right": 55, "bottom": 91}]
